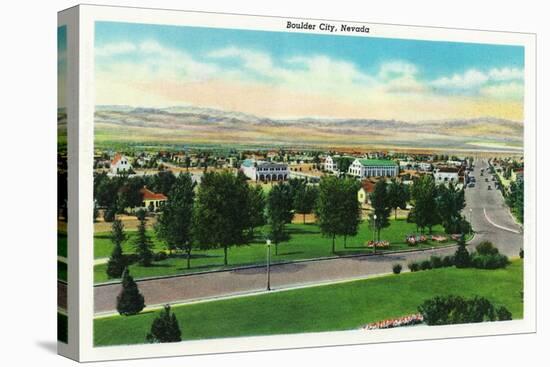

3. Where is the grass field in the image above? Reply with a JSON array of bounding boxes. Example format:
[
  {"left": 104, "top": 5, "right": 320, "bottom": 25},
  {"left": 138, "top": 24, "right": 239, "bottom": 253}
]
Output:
[
  {"left": 58, "top": 232, "right": 67, "bottom": 258},
  {"left": 94, "top": 259, "right": 523, "bottom": 346},
  {"left": 94, "top": 219, "right": 465, "bottom": 283},
  {"left": 58, "top": 312, "right": 68, "bottom": 343},
  {"left": 58, "top": 261, "right": 67, "bottom": 282}
]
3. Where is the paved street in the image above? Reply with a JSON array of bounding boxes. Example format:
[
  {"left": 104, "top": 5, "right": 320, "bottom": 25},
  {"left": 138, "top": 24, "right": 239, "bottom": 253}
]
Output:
[
  {"left": 464, "top": 159, "right": 523, "bottom": 256},
  {"left": 85, "top": 159, "right": 523, "bottom": 314}
]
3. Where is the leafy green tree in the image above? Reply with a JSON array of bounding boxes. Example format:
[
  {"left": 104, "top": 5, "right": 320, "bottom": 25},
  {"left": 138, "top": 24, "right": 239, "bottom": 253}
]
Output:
[
  {"left": 116, "top": 268, "right": 145, "bottom": 316},
  {"left": 152, "top": 171, "right": 176, "bottom": 195},
  {"left": 293, "top": 184, "right": 319, "bottom": 224},
  {"left": 267, "top": 182, "right": 294, "bottom": 255},
  {"left": 156, "top": 174, "right": 195, "bottom": 268},
  {"left": 410, "top": 175, "right": 440, "bottom": 234},
  {"left": 315, "top": 176, "right": 360, "bottom": 253},
  {"left": 193, "top": 171, "right": 250, "bottom": 266},
  {"left": 94, "top": 172, "right": 120, "bottom": 209},
  {"left": 134, "top": 212, "right": 154, "bottom": 266},
  {"left": 184, "top": 156, "right": 191, "bottom": 172},
  {"left": 146, "top": 305, "right": 182, "bottom": 343},
  {"left": 245, "top": 184, "right": 266, "bottom": 238},
  {"left": 341, "top": 179, "right": 361, "bottom": 248},
  {"left": 118, "top": 176, "right": 145, "bottom": 212},
  {"left": 370, "top": 180, "right": 392, "bottom": 242},
  {"left": 388, "top": 179, "right": 409, "bottom": 220},
  {"left": 507, "top": 179, "right": 524, "bottom": 223},
  {"left": 436, "top": 183, "right": 466, "bottom": 234},
  {"left": 316, "top": 176, "right": 343, "bottom": 253},
  {"left": 454, "top": 234, "right": 471, "bottom": 268},
  {"left": 107, "top": 219, "right": 127, "bottom": 278},
  {"left": 336, "top": 157, "right": 354, "bottom": 176}
]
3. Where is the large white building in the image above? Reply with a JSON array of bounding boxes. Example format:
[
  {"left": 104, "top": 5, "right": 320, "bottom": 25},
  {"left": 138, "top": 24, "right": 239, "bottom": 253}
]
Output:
[
  {"left": 433, "top": 167, "right": 459, "bottom": 185},
  {"left": 111, "top": 153, "right": 132, "bottom": 174},
  {"left": 348, "top": 159, "right": 399, "bottom": 178},
  {"left": 240, "top": 159, "right": 289, "bottom": 181}
]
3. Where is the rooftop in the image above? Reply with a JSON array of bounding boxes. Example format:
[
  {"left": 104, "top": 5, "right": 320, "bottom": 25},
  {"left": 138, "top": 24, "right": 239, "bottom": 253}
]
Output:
[{"left": 356, "top": 159, "right": 398, "bottom": 167}]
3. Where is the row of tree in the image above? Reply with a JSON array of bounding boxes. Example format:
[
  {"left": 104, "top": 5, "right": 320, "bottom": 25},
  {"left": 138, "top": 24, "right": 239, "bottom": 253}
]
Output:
[{"left": 408, "top": 175, "right": 469, "bottom": 235}]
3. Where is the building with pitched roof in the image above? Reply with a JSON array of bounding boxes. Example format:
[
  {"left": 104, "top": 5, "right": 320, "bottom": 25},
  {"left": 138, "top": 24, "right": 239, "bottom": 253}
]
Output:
[{"left": 110, "top": 153, "right": 132, "bottom": 175}]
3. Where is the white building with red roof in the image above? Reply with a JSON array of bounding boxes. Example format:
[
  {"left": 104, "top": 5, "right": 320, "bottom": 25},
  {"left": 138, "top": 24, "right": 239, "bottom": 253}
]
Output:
[
  {"left": 140, "top": 187, "right": 167, "bottom": 211},
  {"left": 110, "top": 153, "right": 132, "bottom": 175}
]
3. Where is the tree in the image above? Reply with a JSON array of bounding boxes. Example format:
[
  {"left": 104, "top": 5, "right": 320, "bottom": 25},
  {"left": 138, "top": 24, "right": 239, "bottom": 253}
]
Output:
[
  {"left": 156, "top": 174, "right": 195, "bottom": 268},
  {"left": 410, "top": 175, "right": 440, "bottom": 234},
  {"left": 335, "top": 156, "right": 354, "bottom": 176},
  {"left": 370, "top": 180, "right": 392, "bottom": 242},
  {"left": 454, "top": 234, "right": 471, "bottom": 268},
  {"left": 193, "top": 171, "right": 250, "bottom": 266},
  {"left": 267, "top": 182, "right": 294, "bottom": 255},
  {"left": 184, "top": 156, "right": 191, "bottom": 172},
  {"left": 106, "top": 219, "right": 127, "bottom": 278},
  {"left": 134, "top": 212, "right": 154, "bottom": 266},
  {"left": 146, "top": 305, "right": 182, "bottom": 343},
  {"left": 507, "top": 179, "right": 524, "bottom": 223},
  {"left": 244, "top": 184, "right": 266, "bottom": 238},
  {"left": 293, "top": 184, "right": 319, "bottom": 224},
  {"left": 436, "top": 183, "right": 466, "bottom": 234},
  {"left": 388, "top": 179, "right": 409, "bottom": 220},
  {"left": 315, "top": 176, "right": 360, "bottom": 253},
  {"left": 117, "top": 176, "right": 145, "bottom": 213},
  {"left": 151, "top": 170, "right": 176, "bottom": 195},
  {"left": 341, "top": 179, "right": 361, "bottom": 248},
  {"left": 116, "top": 268, "right": 145, "bottom": 316}
]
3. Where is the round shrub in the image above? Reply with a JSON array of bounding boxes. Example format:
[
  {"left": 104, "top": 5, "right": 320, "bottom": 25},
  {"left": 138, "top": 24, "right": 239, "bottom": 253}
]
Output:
[
  {"left": 392, "top": 264, "right": 402, "bottom": 274},
  {"left": 476, "top": 241, "right": 499, "bottom": 256},
  {"left": 442, "top": 255, "right": 455, "bottom": 267},
  {"left": 154, "top": 252, "right": 168, "bottom": 262},
  {"left": 420, "top": 260, "right": 432, "bottom": 271},
  {"left": 408, "top": 262, "right": 420, "bottom": 272},
  {"left": 430, "top": 256, "right": 443, "bottom": 269},
  {"left": 496, "top": 306, "right": 512, "bottom": 321},
  {"left": 103, "top": 207, "right": 116, "bottom": 222},
  {"left": 470, "top": 253, "right": 509, "bottom": 269}
]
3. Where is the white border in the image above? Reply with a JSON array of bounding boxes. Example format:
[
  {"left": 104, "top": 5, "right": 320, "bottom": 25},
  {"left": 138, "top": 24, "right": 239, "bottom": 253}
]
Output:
[{"left": 74, "top": 4, "right": 536, "bottom": 362}]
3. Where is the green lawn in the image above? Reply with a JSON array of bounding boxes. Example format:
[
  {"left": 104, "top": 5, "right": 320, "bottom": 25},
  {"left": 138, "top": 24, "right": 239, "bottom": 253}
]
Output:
[
  {"left": 94, "top": 219, "right": 468, "bottom": 283},
  {"left": 58, "top": 232, "right": 67, "bottom": 258},
  {"left": 94, "top": 259, "right": 523, "bottom": 346},
  {"left": 58, "top": 261, "right": 67, "bottom": 282},
  {"left": 58, "top": 312, "right": 68, "bottom": 343}
]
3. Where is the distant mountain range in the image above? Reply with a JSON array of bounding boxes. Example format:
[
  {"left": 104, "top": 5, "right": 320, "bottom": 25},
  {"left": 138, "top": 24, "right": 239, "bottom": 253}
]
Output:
[{"left": 94, "top": 105, "right": 523, "bottom": 153}]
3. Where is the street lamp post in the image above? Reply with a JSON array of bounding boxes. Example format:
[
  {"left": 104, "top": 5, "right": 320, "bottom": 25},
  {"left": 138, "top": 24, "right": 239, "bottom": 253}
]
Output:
[
  {"left": 469, "top": 208, "right": 473, "bottom": 235},
  {"left": 372, "top": 214, "right": 377, "bottom": 254},
  {"left": 266, "top": 239, "right": 271, "bottom": 291}
]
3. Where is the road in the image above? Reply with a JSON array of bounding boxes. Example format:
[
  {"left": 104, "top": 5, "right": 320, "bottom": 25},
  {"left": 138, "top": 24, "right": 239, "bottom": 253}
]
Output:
[
  {"left": 463, "top": 159, "right": 523, "bottom": 256},
  {"left": 87, "top": 159, "right": 523, "bottom": 314}
]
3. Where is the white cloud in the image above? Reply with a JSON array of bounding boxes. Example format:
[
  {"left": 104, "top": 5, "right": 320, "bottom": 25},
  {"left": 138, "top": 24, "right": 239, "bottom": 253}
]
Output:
[
  {"left": 488, "top": 67, "right": 523, "bottom": 81},
  {"left": 95, "top": 42, "right": 137, "bottom": 57},
  {"left": 431, "top": 69, "right": 489, "bottom": 91},
  {"left": 480, "top": 82, "right": 524, "bottom": 100},
  {"left": 378, "top": 61, "right": 418, "bottom": 80}
]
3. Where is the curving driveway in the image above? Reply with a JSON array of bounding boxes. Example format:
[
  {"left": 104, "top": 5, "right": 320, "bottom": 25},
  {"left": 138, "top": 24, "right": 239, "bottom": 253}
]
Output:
[{"left": 85, "top": 159, "right": 523, "bottom": 314}]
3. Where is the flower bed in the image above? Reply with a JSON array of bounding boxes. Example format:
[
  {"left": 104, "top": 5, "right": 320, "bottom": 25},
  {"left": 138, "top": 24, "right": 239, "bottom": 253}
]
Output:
[
  {"left": 363, "top": 313, "right": 424, "bottom": 330},
  {"left": 365, "top": 240, "right": 390, "bottom": 249}
]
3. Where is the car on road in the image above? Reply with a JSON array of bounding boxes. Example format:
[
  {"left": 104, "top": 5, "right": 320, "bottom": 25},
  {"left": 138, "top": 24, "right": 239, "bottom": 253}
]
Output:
[
  {"left": 468, "top": 183, "right": 475, "bottom": 188},
  {"left": 488, "top": 185, "right": 492, "bottom": 190},
  {"left": 485, "top": 178, "right": 489, "bottom": 182}
]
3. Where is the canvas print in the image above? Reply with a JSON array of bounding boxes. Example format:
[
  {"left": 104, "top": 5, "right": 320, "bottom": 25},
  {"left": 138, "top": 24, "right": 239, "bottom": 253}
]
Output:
[
  {"left": 57, "top": 24, "right": 68, "bottom": 344},
  {"left": 91, "top": 20, "right": 526, "bottom": 347}
]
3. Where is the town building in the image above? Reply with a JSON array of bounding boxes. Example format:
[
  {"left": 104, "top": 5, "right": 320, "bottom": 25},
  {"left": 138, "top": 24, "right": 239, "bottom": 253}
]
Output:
[
  {"left": 348, "top": 159, "right": 399, "bottom": 178},
  {"left": 240, "top": 159, "right": 289, "bottom": 181},
  {"left": 357, "top": 179, "right": 376, "bottom": 205},
  {"left": 140, "top": 187, "right": 167, "bottom": 211},
  {"left": 433, "top": 167, "right": 460, "bottom": 185},
  {"left": 110, "top": 153, "right": 132, "bottom": 174}
]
